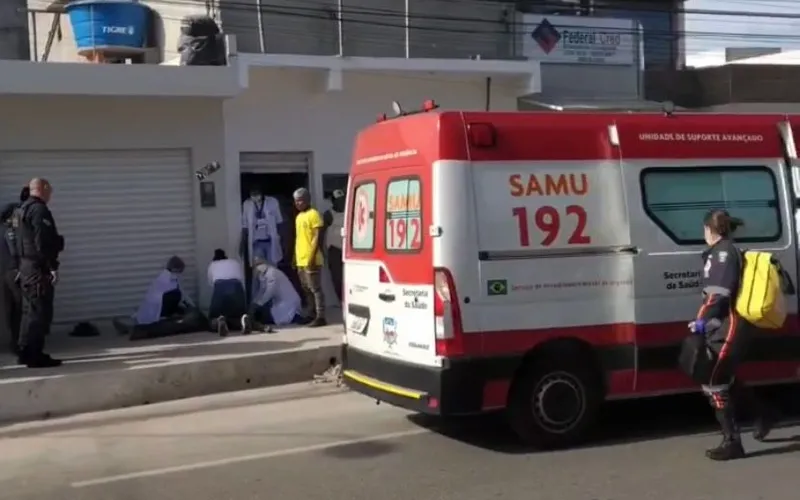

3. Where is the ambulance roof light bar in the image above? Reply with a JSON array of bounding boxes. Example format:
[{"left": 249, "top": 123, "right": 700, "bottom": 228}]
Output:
[{"left": 376, "top": 100, "right": 440, "bottom": 122}]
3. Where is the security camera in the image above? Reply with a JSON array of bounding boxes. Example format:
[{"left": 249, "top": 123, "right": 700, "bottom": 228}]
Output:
[{"left": 196, "top": 161, "right": 222, "bottom": 181}]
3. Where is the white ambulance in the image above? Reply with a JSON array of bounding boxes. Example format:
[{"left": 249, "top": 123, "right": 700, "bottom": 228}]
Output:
[{"left": 340, "top": 103, "right": 800, "bottom": 449}]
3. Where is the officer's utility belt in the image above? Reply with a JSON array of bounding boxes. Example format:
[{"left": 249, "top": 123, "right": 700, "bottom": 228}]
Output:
[{"left": 19, "top": 257, "right": 50, "bottom": 268}]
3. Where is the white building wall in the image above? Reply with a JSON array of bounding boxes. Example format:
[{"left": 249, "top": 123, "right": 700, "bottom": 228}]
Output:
[
  {"left": 0, "top": 96, "right": 229, "bottom": 313},
  {"left": 223, "top": 68, "right": 520, "bottom": 214}
]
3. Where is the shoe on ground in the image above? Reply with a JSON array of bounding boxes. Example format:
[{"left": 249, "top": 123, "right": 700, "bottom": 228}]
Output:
[
  {"left": 216, "top": 315, "right": 229, "bottom": 338},
  {"left": 241, "top": 314, "right": 253, "bottom": 335},
  {"left": 753, "top": 410, "right": 780, "bottom": 442},
  {"left": 705, "top": 439, "right": 745, "bottom": 461},
  {"left": 308, "top": 317, "right": 327, "bottom": 328},
  {"left": 22, "top": 353, "right": 62, "bottom": 369}
]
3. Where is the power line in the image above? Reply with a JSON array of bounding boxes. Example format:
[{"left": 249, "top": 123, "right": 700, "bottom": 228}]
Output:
[
  {"left": 31, "top": 0, "right": 800, "bottom": 27},
  {"left": 135, "top": 0, "right": 800, "bottom": 40},
  {"left": 28, "top": 0, "right": 800, "bottom": 62}
]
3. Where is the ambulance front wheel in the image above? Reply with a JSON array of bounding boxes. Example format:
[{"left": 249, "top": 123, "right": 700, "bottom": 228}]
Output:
[{"left": 507, "top": 355, "right": 602, "bottom": 450}]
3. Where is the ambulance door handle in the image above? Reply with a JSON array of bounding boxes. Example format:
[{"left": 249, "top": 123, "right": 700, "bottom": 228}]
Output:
[{"left": 378, "top": 293, "right": 396, "bottom": 303}]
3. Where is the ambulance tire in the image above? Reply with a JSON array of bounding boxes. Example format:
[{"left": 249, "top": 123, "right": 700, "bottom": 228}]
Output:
[{"left": 507, "top": 356, "right": 602, "bottom": 450}]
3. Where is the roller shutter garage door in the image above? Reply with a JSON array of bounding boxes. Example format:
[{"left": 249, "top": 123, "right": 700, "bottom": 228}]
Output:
[
  {"left": 0, "top": 149, "right": 198, "bottom": 326},
  {"left": 239, "top": 152, "right": 311, "bottom": 173}
]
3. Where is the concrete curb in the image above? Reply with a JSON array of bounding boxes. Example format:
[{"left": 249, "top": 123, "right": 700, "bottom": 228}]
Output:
[{"left": 0, "top": 343, "right": 341, "bottom": 424}]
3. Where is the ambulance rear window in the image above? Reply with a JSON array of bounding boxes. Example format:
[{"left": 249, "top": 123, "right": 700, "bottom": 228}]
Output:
[
  {"left": 385, "top": 176, "right": 423, "bottom": 253},
  {"left": 641, "top": 166, "right": 781, "bottom": 245},
  {"left": 350, "top": 181, "right": 376, "bottom": 252}
]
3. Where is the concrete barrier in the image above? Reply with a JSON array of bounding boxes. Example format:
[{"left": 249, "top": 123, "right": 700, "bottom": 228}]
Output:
[{"left": 0, "top": 334, "right": 341, "bottom": 424}]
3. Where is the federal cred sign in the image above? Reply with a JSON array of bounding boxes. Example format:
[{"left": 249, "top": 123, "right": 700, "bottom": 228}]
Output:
[{"left": 522, "top": 15, "right": 637, "bottom": 66}]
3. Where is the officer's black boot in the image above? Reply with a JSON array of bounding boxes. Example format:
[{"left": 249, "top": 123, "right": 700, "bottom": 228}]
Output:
[
  {"left": 19, "top": 352, "right": 61, "bottom": 368},
  {"left": 706, "top": 408, "right": 745, "bottom": 461}
]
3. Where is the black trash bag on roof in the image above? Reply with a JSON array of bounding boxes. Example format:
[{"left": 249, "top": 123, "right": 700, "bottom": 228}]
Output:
[{"left": 178, "top": 15, "right": 226, "bottom": 66}]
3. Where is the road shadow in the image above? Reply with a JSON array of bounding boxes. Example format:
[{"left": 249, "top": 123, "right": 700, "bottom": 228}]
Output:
[
  {"left": 320, "top": 439, "right": 400, "bottom": 460},
  {"left": 0, "top": 335, "right": 333, "bottom": 380},
  {"left": 408, "top": 385, "right": 800, "bottom": 456},
  {"left": 745, "top": 434, "right": 800, "bottom": 458}
]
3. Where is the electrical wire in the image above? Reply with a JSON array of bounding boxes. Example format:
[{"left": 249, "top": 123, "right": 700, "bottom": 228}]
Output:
[
  {"left": 21, "top": 0, "right": 800, "bottom": 102},
  {"left": 24, "top": 0, "right": 800, "bottom": 62}
]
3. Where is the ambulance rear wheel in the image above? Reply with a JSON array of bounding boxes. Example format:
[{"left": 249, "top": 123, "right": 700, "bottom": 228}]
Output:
[{"left": 507, "top": 356, "right": 602, "bottom": 449}]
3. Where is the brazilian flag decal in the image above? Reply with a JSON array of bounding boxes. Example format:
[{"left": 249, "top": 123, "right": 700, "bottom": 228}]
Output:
[{"left": 487, "top": 279, "right": 508, "bottom": 296}]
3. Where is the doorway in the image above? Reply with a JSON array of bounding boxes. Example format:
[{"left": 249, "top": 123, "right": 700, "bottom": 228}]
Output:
[{"left": 240, "top": 172, "right": 309, "bottom": 304}]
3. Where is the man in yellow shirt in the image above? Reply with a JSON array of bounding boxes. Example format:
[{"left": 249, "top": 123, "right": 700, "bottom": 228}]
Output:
[{"left": 293, "top": 188, "right": 326, "bottom": 327}]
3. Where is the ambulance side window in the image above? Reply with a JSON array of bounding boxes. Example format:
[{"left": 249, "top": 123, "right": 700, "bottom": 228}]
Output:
[
  {"left": 350, "top": 181, "right": 376, "bottom": 252},
  {"left": 385, "top": 176, "right": 423, "bottom": 253},
  {"left": 641, "top": 167, "right": 781, "bottom": 245}
]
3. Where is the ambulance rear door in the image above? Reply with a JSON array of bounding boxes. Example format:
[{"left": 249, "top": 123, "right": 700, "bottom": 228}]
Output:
[{"left": 344, "top": 165, "right": 437, "bottom": 367}]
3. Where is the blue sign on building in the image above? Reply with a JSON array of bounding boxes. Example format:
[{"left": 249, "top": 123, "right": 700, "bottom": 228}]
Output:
[{"left": 65, "top": 0, "right": 151, "bottom": 55}]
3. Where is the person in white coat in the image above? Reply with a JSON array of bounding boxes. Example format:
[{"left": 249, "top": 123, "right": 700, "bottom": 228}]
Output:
[
  {"left": 241, "top": 187, "right": 283, "bottom": 266},
  {"left": 248, "top": 257, "right": 305, "bottom": 328}
]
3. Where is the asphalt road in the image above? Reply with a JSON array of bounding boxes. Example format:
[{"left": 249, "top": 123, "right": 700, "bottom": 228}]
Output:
[{"left": 2, "top": 382, "right": 800, "bottom": 500}]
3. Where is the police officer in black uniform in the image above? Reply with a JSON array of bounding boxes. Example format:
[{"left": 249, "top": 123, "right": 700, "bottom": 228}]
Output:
[
  {"left": 691, "top": 209, "right": 779, "bottom": 460},
  {"left": 13, "top": 178, "right": 63, "bottom": 368}
]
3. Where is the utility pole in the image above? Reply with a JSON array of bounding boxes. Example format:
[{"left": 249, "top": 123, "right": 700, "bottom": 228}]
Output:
[{"left": 0, "top": 0, "right": 31, "bottom": 60}]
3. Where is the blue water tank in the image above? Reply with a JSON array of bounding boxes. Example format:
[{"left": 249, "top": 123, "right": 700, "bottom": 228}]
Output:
[{"left": 65, "top": 0, "right": 151, "bottom": 55}]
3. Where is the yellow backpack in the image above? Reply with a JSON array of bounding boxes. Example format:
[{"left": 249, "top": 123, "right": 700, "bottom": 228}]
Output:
[{"left": 735, "top": 251, "right": 788, "bottom": 329}]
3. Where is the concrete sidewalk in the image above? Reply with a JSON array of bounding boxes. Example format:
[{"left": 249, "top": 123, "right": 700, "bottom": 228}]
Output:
[{"left": 0, "top": 322, "right": 341, "bottom": 424}]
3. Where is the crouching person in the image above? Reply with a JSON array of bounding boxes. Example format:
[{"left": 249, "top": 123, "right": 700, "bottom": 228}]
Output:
[
  {"left": 126, "top": 256, "right": 208, "bottom": 340},
  {"left": 207, "top": 249, "right": 249, "bottom": 337},
  {"left": 248, "top": 257, "right": 306, "bottom": 331}
]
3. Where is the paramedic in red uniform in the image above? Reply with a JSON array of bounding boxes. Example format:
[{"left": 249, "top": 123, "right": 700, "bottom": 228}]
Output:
[{"left": 692, "top": 210, "right": 779, "bottom": 461}]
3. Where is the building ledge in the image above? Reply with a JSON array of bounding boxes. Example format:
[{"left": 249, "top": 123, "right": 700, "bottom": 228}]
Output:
[
  {"left": 238, "top": 53, "right": 540, "bottom": 94},
  {"left": 0, "top": 60, "right": 245, "bottom": 98}
]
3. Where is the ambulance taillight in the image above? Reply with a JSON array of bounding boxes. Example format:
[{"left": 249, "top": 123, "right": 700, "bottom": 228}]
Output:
[
  {"left": 434, "top": 268, "right": 465, "bottom": 357},
  {"left": 467, "top": 122, "right": 496, "bottom": 148},
  {"left": 379, "top": 266, "right": 391, "bottom": 283}
]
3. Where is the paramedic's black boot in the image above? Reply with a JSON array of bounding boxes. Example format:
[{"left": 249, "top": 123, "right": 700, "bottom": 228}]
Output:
[
  {"left": 753, "top": 405, "right": 780, "bottom": 442},
  {"left": 706, "top": 409, "right": 745, "bottom": 461},
  {"left": 731, "top": 379, "right": 779, "bottom": 441}
]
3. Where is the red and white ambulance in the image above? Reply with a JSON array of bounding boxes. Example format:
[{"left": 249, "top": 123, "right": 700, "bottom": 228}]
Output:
[{"left": 340, "top": 101, "right": 800, "bottom": 449}]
